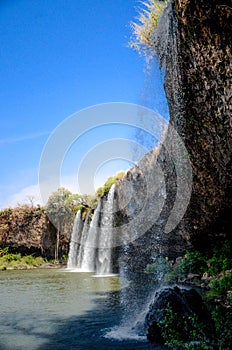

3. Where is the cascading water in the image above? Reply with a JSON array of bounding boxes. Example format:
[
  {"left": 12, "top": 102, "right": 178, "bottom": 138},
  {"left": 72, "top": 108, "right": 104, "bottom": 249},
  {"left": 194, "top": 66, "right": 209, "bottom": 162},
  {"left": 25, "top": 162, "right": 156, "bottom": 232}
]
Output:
[
  {"left": 78, "top": 199, "right": 102, "bottom": 272},
  {"left": 76, "top": 212, "right": 91, "bottom": 268},
  {"left": 67, "top": 210, "right": 83, "bottom": 269},
  {"left": 67, "top": 186, "right": 117, "bottom": 275},
  {"left": 106, "top": 3, "right": 179, "bottom": 340},
  {"left": 96, "top": 184, "right": 115, "bottom": 275}
]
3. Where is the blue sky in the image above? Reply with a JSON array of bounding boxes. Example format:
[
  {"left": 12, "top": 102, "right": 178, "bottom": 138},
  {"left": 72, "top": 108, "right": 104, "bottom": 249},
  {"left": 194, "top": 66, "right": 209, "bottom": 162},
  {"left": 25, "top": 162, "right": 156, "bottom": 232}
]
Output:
[{"left": 0, "top": 0, "right": 168, "bottom": 208}]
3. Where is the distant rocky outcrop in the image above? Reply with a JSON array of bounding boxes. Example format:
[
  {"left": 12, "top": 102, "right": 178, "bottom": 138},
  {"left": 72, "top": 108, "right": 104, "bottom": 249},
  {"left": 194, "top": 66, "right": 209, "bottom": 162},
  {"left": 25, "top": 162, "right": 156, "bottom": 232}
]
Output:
[{"left": 0, "top": 206, "right": 69, "bottom": 258}]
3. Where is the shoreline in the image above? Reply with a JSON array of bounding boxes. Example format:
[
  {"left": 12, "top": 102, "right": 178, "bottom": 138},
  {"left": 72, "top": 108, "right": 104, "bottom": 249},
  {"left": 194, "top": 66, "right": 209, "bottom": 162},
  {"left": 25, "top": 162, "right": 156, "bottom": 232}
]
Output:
[{"left": 0, "top": 263, "right": 67, "bottom": 271}]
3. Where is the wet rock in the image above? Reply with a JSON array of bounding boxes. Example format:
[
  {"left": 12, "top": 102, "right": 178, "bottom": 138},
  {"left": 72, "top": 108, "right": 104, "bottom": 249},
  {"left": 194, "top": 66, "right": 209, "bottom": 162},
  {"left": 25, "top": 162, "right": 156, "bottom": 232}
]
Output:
[
  {"left": 115, "top": 0, "right": 231, "bottom": 275},
  {"left": 144, "top": 286, "right": 213, "bottom": 344}
]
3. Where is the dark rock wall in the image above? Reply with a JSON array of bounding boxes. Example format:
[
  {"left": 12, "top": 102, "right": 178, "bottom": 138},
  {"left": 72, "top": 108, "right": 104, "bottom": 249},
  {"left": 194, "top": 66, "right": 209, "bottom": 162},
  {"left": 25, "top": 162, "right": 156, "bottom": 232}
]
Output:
[
  {"left": 115, "top": 142, "right": 190, "bottom": 274},
  {"left": 116, "top": 0, "right": 231, "bottom": 270},
  {"left": 174, "top": 0, "right": 232, "bottom": 248}
]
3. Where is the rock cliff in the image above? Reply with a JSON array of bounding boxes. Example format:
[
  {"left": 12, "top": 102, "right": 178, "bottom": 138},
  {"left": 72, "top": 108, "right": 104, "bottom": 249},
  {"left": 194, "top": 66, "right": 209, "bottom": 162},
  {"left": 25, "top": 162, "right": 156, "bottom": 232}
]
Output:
[
  {"left": 0, "top": 206, "right": 69, "bottom": 258},
  {"left": 115, "top": 0, "right": 231, "bottom": 270},
  {"left": 173, "top": 0, "right": 231, "bottom": 248}
]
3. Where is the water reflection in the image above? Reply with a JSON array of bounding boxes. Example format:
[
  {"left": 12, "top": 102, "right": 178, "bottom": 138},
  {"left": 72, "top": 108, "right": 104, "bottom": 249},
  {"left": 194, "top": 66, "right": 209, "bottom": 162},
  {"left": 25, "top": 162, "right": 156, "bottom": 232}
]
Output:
[
  {"left": 0, "top": 270, "right": 119, "bottom": 350},
  {"left": 0, "top": 269, "right": 164, "bottom": 350}
]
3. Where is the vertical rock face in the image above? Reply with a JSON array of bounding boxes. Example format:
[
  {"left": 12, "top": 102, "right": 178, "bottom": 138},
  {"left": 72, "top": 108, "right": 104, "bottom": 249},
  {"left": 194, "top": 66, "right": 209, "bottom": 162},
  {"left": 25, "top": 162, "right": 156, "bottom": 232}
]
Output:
[
  {"left": 115, "top": 0, "right": 231, "bottom": 269},
  {"left": 115, "top": 142, "right": 191, "bottom": 273},
  {"left": 173, "top": 0, "right": 232, "bottom": 248}
]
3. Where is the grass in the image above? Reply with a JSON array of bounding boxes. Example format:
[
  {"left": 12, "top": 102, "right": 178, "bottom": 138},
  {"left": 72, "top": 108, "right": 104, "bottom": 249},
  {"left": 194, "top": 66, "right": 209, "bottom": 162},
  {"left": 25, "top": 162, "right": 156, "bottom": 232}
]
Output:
[{"left": 0, "top": 251, "right": 49, "bottom": 270}]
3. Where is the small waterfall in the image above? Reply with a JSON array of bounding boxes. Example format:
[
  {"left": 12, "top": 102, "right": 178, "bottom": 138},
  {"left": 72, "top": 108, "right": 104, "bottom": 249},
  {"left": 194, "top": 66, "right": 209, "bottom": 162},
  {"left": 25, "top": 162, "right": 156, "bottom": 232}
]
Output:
[
  {"left": 76, "top": 212, "right": 91, "bottom": 268},
  {"left": 67, "top": 210, "right": 83, "bottom": 268},
  {"left": 80, "top": 199, "right": 102, "bottom": 272},
  {"left": 67, "top": 185, "right": 117, "bottom": 274},
  {"left": 96, "top": 184, "right": 115, "bottom": 275}
]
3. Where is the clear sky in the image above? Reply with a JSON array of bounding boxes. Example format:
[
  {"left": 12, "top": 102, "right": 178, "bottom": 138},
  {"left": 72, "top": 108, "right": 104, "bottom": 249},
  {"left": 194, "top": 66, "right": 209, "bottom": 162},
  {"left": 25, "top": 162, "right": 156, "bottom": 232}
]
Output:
[{"left": 0, "top": 0, "right": 169, "bottom": 208}]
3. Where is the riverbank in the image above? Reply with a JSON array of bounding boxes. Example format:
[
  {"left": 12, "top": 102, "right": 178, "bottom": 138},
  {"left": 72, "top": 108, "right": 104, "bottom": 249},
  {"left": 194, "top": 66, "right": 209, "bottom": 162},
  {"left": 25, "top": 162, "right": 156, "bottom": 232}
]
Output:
[
  {"left": 0, "top": 263, "right": 67, "bottom": 271},
  {"left": 0, "top": 249, "right": 67, "bottom": 270}
]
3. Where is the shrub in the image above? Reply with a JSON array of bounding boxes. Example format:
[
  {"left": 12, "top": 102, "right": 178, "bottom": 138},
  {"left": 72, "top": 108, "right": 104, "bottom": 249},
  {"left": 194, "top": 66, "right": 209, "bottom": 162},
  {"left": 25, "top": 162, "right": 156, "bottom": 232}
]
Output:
[
  {"left": 160, "top": 304, "right": 213, "bottom": 349},
  {"left": 0, "top": 246, "right": 9, "bottom": 256},
  {"left": 0, "top": 253, "right": 47, "bottom": 269},
  {"left": 96, "top": 172, "right": 125, "bottom": 197},
  {"left": 209, "top": 273, "right": 232, "bottom": 296},
  {"left": 211, "top": 304, "right": 232, "bottom": 350},
  {"left": 3, "top": 253, "right": 21, "bottom": 262},
  {"left": 207, "top": 240, "right": 232, "bottom": 275},
  {"left": 174, "top": 251, "right": 207, "bottom": 277}
]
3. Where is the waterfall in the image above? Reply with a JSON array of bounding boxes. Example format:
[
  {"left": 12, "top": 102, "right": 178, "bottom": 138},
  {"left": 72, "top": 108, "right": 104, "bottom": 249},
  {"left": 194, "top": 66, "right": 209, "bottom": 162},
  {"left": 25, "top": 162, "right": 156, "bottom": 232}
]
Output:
[
  {"left": 67, "top": 210, "right": 83, "bottom": 268},
  {"left": 76, "top": 212, "right": 91, "bottom": 268},
  {"left": 67, "top": 185, "right": 116, "bottom": 274},
  {"left": 96, "top": 184, "right": 115, "bottom": 275},
  {"left": 79, "top": 199, "right": 102, "bottom": 272}
]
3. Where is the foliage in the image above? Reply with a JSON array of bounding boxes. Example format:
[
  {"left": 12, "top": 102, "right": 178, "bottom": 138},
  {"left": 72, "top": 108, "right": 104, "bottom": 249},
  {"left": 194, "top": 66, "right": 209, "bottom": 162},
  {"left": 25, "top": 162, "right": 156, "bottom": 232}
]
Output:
[
  {"left": 210, "top": 304, "right": 232, "bottom": 350},
  {"left": 0, "top": 250, "right": 48, "bottom": 269},
  {"left": 46, "top": 187, "right": 73, "bottom": 226},
  {"left": 174, "top": 251, "right": 208, "bottom": 277},
  {"left": 66, "top": 193, "right": 83, "bottom": 209},
  {"left": 146, "top": 242, "right": 232, "bottom": 348},
  {"left": 130, "top": 0, "right": 167, "bottom": 55},
  {"left": 45, "top": 187, "right": 74, "bottom": 260},
  {"left": 205, "top": 273, "right": 232, "bottom": 301},
  {"left": 207, "top": 240, "right": 232, "bottom": 275},
  {"left": 166, "top": 241, "right": 232, "bottom": 281},
  {"left": 0, "top": 246, "right": 9, "bottom": 255},
  {"left": 146, "top": 251, "right": 207, "bottom": 282},
  {"left": 59, "top": 254, "right": 68, "bottom": 264},
  {"left": 81, "top": 194, "right": 98, "bottom": 210},
  {"left": 159, "top": 304, "right": 213, "bottom": 349},
  {"left": 147, "top": 240, "right": 232, "bottom": 284},
  {"left": 96, "top": 171, "right": 125, "bottom": 197}
]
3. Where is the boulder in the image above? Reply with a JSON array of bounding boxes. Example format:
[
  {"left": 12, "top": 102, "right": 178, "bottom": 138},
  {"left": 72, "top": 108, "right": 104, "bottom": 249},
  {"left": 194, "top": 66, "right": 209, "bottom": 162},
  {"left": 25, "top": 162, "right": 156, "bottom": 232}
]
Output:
[{"left": 144, "top": 286, "right": 213, "bottom": 344}]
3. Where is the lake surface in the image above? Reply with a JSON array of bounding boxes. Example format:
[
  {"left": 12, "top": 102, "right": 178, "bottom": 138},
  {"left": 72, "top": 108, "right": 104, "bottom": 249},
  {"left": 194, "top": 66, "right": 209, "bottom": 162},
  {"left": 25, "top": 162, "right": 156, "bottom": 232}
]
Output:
[{"left": 0, "top": 269, "right": 165, "bottom": 350}]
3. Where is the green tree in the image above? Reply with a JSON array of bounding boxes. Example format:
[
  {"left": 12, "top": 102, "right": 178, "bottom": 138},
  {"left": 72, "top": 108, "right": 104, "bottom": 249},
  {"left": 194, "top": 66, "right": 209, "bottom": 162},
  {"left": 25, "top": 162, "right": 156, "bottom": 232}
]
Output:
[
  {"left": 46, "top": 187, "right": 73, "bottom": 260},
  {"left": 96, "top": 171, "right": 125, "bottom": 197}
]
